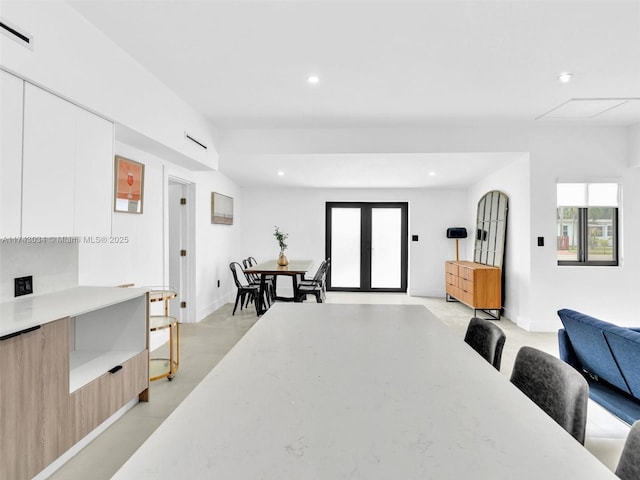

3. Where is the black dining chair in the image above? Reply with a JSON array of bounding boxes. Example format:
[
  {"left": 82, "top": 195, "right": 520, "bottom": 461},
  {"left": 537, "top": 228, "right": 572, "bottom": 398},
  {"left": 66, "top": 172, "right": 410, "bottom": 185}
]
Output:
[
  {"left": 464, "top": 317, "right": 506, "bottom": 370},
  {"left": 296, "top": 259, "right": 329, "bottom": 303},
  {"left": 616, "top": 420, "right": 640, "bottom": 480},
  {"left": 229, "top": 262, "right": 260, "bottom": 315},
  {"left": 510, "top": 346, "right": 589, "bottom": 444},
  {"left": 243, "top": 256, "right": 275, "bottom": 306}
]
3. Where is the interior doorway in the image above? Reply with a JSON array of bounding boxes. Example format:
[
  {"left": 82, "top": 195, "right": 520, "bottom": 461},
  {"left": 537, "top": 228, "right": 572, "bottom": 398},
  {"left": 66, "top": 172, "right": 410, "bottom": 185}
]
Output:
[
  {"left": 168, "top": 177, "right": 194, "bottom": 322},
  {"left": 326, "top": 202, "right": 408, "bottom": 292}
]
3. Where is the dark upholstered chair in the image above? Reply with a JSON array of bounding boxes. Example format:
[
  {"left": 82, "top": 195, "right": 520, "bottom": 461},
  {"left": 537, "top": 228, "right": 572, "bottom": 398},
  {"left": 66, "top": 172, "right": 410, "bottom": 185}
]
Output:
[
  {"left": 464, "top": 317, "right": 506, "bottom": 370},
  {"left": 616, "top": 420, "right": 640, "bottom": 480},
  {"left": 510, "top": 346, "right": 589, "bottom": 444},
  {"left": 229, "top": 262, "right": 259, "bottom": 315}
]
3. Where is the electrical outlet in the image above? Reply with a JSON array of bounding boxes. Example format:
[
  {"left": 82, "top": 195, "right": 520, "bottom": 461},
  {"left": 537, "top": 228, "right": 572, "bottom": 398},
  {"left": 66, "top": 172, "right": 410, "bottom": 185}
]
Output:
[{"left": 15, "top": 276, "right": 33, "bottom": 297}]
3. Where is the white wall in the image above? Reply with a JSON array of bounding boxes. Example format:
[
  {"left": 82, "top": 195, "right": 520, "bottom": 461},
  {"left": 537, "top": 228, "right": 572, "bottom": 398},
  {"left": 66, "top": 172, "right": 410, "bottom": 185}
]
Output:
[
  {"left": 192, "top": 171, "right": 243, "bottom": 321},
  {"left": 239, "top": 187, "right": 467, "bottom": 298},
  {"left": 78, "top": 143, "right": 165, "bottom": 289},
  {"left": 527, "top": 128, "right": 640, "bottom": 330},
  {"left": 0, "top": 242, "right": 78, "bottom": 302},
  {"left": 78, "top": 142, "right": 243, "bottom": 323},
  {"left": 0, "top": 1, "right": 217, "bottom": 170},
  {"left": 467, "top": 154, "right": 531, "bottom": 328},
  {"left": 630, "top": 123, "right": 640, "bottom": 167}
]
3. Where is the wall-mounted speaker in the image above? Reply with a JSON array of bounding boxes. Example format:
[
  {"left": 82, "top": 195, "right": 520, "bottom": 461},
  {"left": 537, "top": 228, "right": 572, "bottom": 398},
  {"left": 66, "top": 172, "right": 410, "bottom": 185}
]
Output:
[{"left": 446, "top": 227, "right": 468, "bottom": 239}]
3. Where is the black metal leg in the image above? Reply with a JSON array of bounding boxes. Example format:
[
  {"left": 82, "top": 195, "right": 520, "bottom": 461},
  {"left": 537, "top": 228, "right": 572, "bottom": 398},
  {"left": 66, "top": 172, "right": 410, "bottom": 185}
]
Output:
[
  {"left": 293, "top": 274, "right": 301, "bottom": 302},
  {"left": 233, "top": 292, "right": 240, "bottom": 315},
  {"left": 257, "top": 274, "right": 267, "bottom": 315}
]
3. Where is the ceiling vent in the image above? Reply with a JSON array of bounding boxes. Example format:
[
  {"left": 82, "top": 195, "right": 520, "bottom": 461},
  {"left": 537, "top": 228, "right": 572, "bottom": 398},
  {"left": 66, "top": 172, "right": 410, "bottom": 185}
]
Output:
[
  {"left": 537, "top": 98, "right": 640, "bottom": 123},
  {"left": 0, "top": 19, "right": 33, "bottom": 49},
  {"left": 184, "top": 132, "right": 208, "bottom": 150}
]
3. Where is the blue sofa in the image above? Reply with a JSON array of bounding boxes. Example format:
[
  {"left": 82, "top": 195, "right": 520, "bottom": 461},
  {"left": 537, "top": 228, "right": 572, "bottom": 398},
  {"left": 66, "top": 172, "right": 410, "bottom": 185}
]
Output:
[{"left": 558, "top": 308, "right": 640, "bottom": 425}]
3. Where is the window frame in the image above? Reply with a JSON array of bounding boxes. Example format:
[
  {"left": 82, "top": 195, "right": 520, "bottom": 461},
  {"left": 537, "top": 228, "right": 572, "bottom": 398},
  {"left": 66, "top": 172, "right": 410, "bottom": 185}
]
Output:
[{"left": 557, "top": 206, "right": 619, "bottom": 266}]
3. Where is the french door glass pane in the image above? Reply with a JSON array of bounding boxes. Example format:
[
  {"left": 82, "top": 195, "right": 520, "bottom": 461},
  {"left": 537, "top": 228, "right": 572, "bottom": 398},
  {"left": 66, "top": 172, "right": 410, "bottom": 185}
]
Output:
[
  {"left": 331, "top": 208, "right": 361, "bottom": 288},
  {"left": 371, "top": 208, "right": 401, "bottom": 288}
]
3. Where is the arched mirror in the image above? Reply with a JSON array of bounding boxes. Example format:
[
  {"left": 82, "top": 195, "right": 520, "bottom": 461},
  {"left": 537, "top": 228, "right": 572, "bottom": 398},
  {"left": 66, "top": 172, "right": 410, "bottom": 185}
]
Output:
[{"left": 473, "top": 191, "right": 508, "bottom": 268}]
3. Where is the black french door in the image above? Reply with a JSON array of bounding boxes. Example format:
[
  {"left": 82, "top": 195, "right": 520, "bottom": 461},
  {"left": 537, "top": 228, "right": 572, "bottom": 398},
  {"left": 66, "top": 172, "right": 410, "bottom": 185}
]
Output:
[{"left": 325, "top": 202, "right": 408, "bottom": 292}]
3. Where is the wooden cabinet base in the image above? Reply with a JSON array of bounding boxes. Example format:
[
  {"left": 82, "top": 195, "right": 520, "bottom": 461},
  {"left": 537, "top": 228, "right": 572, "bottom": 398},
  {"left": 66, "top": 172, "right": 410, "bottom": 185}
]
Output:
[
  {"left": 0, "top": 319, "right": 72, "bottom": 480},
  {"left": 445, "top": 261, "right": 502, "bottom": 317},
  {"left": 70, "top": 350, "right": 149, "bottom": 442}
]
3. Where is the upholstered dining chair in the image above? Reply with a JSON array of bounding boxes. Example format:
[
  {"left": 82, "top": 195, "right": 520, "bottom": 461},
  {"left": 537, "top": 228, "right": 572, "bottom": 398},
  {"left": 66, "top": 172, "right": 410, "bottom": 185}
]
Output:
[
  {"left": 229, "top": 262, "right": 259, "bottom": 315},
  {"left": 510, "top": 346, "right": 589, "bottom": 444},
  {"left": 616, "top": 420, "right": 640, "bottom": 480},
  {"left": 464, "top": 317, "right": 506, "bottom": 370}
]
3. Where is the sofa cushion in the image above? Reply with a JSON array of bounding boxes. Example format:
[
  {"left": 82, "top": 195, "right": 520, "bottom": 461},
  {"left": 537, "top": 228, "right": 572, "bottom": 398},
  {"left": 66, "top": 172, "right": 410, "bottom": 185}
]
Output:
[
  {"left": 557, "top": 309, "right": 631, "bottom": 394},
  {"left": 604, "top": 328, "right": 640, "bottom": 398}
]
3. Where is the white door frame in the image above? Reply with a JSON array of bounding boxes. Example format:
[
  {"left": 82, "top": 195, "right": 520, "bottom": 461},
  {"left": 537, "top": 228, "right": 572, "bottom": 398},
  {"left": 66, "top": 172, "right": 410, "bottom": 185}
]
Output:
[{"left": 167, "top": 175, "right": 195, "bottom": 323}]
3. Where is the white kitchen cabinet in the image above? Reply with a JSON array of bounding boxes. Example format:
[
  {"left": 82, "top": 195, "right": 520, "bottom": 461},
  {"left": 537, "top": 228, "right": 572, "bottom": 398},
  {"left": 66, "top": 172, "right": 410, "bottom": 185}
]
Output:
[
  {"left": 74, "top": 102, "right": 113, "bottom": 236},
  {"left": 21, "top": 83, "right": 113, "bottom": 237},
  {"left": 0, "top": 70, "right": 24, "bottom": 237},
  {"left": 22, "top": 83, "right": 77, "bottom": 236}
]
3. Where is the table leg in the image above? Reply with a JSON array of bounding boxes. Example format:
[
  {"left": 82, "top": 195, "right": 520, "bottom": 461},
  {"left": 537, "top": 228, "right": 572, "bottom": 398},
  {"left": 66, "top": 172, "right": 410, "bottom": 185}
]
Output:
[
  {"left": 293, "top": 274, "right": 301, "bottom": 302},
  {"left": 257, "top": 273, "right": 267, "bottom": 315}
]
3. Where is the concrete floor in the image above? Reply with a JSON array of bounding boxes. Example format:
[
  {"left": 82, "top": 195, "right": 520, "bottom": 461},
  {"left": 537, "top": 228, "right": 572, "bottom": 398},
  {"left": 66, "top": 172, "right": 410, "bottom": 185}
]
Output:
[{"left": 47, "top": 293, "right": 630, "bottom": 479}]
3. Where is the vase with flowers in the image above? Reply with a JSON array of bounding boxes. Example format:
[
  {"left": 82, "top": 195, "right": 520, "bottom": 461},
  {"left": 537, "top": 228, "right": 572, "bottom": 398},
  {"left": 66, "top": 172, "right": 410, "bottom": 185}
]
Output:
[{"left": 274, "top": 226, "right": 289, "bottom": 266}]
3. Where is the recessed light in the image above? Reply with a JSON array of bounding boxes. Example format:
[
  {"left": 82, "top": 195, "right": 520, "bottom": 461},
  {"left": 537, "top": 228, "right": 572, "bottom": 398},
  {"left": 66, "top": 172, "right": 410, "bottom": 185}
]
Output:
[
  {"left": 428, "top": 171, "right": 436, "bottom": 177},
  {"left": 307, "top": 75, "right": 320, "bottom": 85},
  {"left": 558, "top": 72, "right": 573, "bottom": 83},
  {"left": 277, "top": 171, "right": 285, "bottom": 176}
]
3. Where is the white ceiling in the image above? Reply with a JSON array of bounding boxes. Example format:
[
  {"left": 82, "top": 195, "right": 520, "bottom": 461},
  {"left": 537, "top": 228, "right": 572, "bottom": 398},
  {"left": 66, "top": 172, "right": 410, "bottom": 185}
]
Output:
[{"left": 67, "top": 0, "right": 640, "bottom": 187}]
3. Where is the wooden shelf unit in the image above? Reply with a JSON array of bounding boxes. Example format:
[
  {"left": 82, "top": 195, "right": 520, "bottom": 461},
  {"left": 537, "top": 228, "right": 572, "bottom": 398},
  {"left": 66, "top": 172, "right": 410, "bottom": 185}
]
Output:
[{"left": 445, "top": 261, "right": 501, "bottom": 316}]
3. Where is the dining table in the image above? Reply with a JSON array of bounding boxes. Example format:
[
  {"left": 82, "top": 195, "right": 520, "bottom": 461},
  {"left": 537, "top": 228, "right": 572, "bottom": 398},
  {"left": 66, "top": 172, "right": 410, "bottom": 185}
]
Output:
[
  {"left": 244, "top": 259, "right": 313, "bottom": 315},
  {"left": 112, "top": 303, "right": 617, "bottom": 479}
]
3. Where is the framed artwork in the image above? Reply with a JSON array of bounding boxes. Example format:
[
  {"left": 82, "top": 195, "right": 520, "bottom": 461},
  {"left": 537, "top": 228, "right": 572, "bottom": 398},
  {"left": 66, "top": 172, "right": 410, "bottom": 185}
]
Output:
[
  {"left": 114, "top": 155, "right": 144, "bottom": 214},
  {"left": 211, "top": 192, "right": 233, "bottom": 224}
]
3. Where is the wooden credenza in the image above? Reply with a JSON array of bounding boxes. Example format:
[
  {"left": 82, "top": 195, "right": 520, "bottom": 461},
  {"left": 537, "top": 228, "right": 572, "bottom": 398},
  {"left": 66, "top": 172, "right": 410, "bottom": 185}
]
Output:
[{"left": 445, "top": 261, "right": 501, "bottom": 314}]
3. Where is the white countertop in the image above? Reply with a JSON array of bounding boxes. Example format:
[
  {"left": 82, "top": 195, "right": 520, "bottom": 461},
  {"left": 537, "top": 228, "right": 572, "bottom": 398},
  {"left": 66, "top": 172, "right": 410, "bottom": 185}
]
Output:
[
  {"left": 0, "top": 286, "right": 148, "bottom": 337},
  {"left": 113, "top": 303, "right": 616, "bottom": 479}
]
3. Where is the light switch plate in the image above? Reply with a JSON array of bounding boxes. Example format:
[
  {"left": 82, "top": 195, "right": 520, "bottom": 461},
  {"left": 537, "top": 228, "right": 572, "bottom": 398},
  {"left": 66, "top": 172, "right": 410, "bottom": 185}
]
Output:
[{"left": 15, "top": 275, "right": 33, "bottom": 297}]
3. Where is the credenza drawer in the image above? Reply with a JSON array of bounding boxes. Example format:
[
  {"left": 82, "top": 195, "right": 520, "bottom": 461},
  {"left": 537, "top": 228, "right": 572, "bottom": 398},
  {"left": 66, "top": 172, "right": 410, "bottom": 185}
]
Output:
[
  {"left": 444, "top": 260, "right": 501, "bottom": 311},
  {"left": 461, "top": 279, "right": 474, "bottom": 293}
]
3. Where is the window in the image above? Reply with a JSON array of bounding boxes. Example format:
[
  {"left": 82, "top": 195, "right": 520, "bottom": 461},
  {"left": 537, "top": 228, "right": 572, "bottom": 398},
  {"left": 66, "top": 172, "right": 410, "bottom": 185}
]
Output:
[{"left": 557, "top": 182, "right": 620, "bottom": 266}]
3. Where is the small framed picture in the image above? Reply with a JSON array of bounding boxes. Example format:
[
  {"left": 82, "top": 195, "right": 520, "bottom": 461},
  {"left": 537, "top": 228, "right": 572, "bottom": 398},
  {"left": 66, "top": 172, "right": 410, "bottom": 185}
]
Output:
[
  {"left": 211, "top": 192, "right": 233, "bottom": 224},
  {"left": 114, "top": 155, "right": 144, "bottom": 214}
]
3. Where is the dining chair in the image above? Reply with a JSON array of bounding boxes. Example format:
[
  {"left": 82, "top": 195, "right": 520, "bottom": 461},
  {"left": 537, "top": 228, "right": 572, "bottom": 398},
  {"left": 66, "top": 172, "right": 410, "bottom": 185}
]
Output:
[
  {"left": 296, "top": 259, "right": 329, "bottom": 303},
  {"left": 616, "top": 420, "right": 640, "bottom": 480},
  {"left": 510, "top": 346, "right": 589, "bottom": 444},
  {"left": 229, "top": 262, "right": 259, "bottom": 315},
  {"left": 244, "top": 256, "right": 275, "bottom": 306},
  {"left": 463, "top": 317, "right": 506, "bottom": 370}
]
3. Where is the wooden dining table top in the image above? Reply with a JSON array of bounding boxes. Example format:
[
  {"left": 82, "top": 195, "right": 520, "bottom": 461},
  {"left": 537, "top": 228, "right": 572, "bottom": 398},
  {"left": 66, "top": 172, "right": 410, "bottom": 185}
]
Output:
[{"left": 244, "top": 259, "right": 313, "bottom": 275}]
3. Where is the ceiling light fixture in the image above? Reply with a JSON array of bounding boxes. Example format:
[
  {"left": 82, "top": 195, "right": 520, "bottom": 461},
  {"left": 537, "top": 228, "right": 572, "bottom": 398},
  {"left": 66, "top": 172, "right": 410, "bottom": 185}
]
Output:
[
  {"left": 307, "top": 75, "right": 320, "bottom": 85},
  {"left": 428, "top": 171, "right": 436, "bottom": 177},
  {"left": 277, "top": 171, "right": 285, "bottom": 176},
  {"left": 558, "top": 72, "right": 573, "bottom": 84}
]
